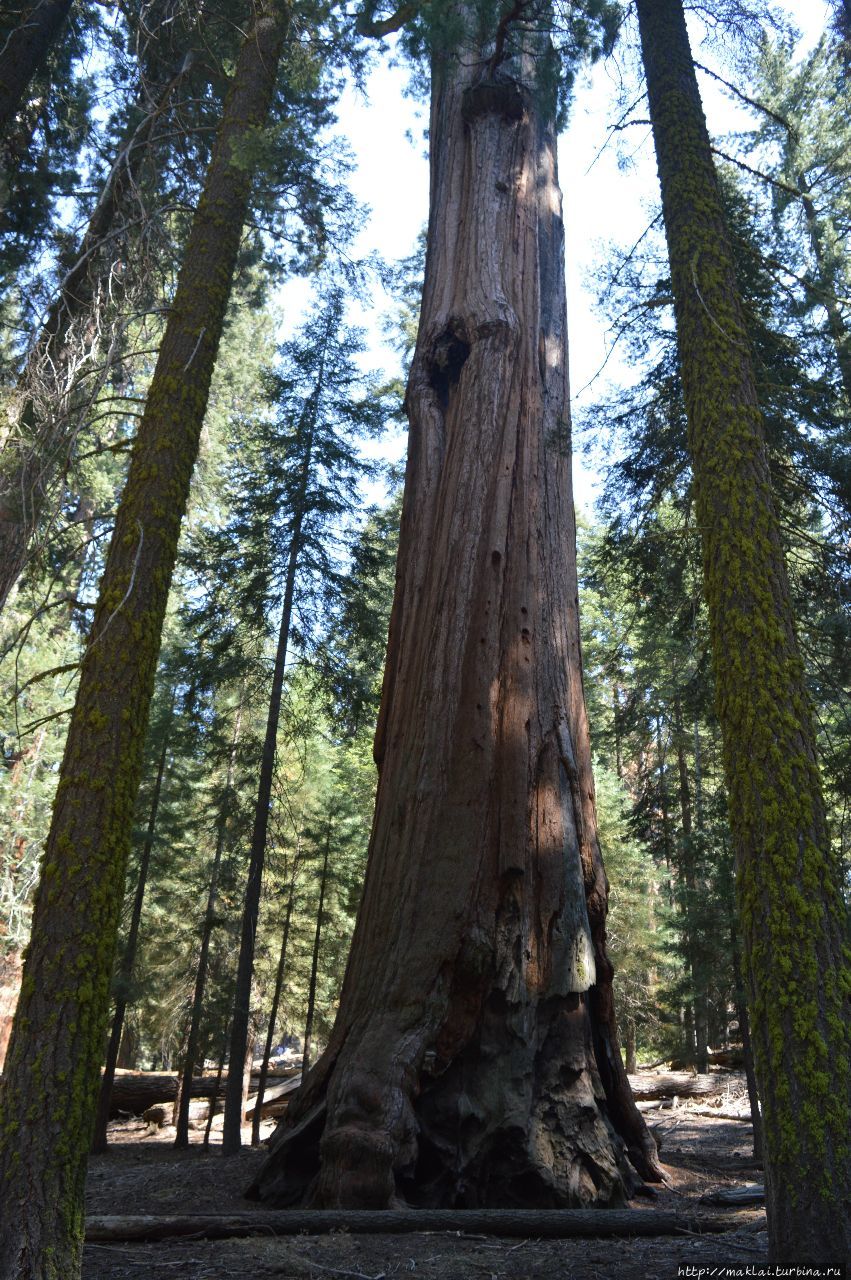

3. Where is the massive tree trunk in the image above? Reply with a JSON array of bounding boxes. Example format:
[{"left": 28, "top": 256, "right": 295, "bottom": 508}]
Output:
[
  {"left": 636, "top": 0, "right": 851, "bottom": 1265},
  {"left": 250, "top": 15, "right": 658, "bottom": 1213},
  {"left": 0, "top": 6, "right": 290, "bottom": 1277}
]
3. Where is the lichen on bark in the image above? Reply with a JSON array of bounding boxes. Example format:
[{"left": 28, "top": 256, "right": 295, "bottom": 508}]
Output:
[{"left": 636, "top": 0, "right": 851, "bottom": 1265}]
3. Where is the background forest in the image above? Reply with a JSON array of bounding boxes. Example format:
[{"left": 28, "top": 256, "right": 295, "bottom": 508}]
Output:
[{"left": 0, "top": 0, "right": 848, "bottom": 1155}]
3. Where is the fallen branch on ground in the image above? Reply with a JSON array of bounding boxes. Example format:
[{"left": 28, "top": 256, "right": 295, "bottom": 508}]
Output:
[{"left": 84, "top": 1208, "right": 765, "bottom": 1243}]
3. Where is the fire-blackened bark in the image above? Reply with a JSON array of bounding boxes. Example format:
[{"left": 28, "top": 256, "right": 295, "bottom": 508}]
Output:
[
  {"left": 0, "top": 6, "right": 290, "bottom": 1277},
  {"left": 0, "top": 0, "right": 73, "bottom": 135},
  {"left": 250, "top": 14, "right": 658, "bottom": 1213},
  {"left": 636, "top": 0, "right": 851, "bottom": 1264}
]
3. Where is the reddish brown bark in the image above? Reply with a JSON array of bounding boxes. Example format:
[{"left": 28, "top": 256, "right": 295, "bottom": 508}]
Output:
[{"left": 250, "top": 18, "right": 658, "bottom": 1212}]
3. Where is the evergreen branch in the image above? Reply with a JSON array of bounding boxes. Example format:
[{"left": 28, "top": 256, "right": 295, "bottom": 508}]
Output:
[
  {"left": 585, "top": 91, "right": 649, "bottom": 175},
  {"left": 354, "top": 0, "right": 418, "bottom": 37},
  {"left": 19, "top": 706, "right": 75, "bottom": 735},
  {"left": 15, "top": 662, "right": 81, "bottom": 699},
  {"left": 709, "top": 145, "right": 802, "bottom": 200},
  {"left": 693, "top": 59, "right": 796, "bottom": 138}
]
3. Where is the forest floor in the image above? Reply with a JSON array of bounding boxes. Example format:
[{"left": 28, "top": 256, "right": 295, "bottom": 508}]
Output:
[{"left": 83, "top": 1078, "right": 767, "bottom": 1280}]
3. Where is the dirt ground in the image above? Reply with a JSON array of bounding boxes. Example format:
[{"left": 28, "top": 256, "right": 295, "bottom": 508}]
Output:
[{"left": 84, "top": 1086, "right": 767, "bottom": 1280}]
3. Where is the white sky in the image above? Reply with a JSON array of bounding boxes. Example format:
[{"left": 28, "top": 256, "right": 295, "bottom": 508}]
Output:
[{"left": 282, "top": 0, "right": 832, "bottom": 513}]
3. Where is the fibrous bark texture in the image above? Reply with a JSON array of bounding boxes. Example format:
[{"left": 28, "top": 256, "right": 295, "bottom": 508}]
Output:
[
  {"left": 0, "top": 6, "right": 289, "bottom": 1278},
  {"left": 250, "top": 17, "right": 657, "bottom": 1214},
  {"left": 636, "top": 0, "right": 851, "bottom": 1265}
]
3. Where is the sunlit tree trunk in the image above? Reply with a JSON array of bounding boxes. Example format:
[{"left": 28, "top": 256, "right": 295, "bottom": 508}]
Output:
[
  {"left": 251, "top": 12, "right": 658, "bottom": 1212},
  {"left": 0, "top": 6, "right": 290, "bottom": 1275},
  {"left": 636, "top": 0, "right": 851, "bottom": 1263}
]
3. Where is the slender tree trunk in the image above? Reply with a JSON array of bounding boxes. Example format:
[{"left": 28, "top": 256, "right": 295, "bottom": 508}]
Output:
[
  {"left": 692, "top": 716, "right": 702, "bottom": 828},
  {"left": 0, "top": 61, "right": 191, "bottom": 612},
  {"left": 175, "top": 703, "right": 243, "bottom": 1148},
  {"left": 203, "top": 1031, "right": 229, "bottom": 1148},
  {"left": 731, "top": 930, "right": 763, "bottom": 1164},
  {"left": 0, "top": 0, "right": 73, "bottom": 135},
  {"left": 0, "top": 8, "right": 291, "bottom": 1276},
  {"left": 301, "top": 825, "right": 331, "bottom": 1078},
  {"left": 251, "top": 860, "right": 298, "bottom": 1146},
  {"left": 674, "top": 700, "right": 707, "bottom": 1072},
  {"left": 624, "top": 1019, "right": 637, "bottom": 1075},
  {"left": 115, "top": 1020, "right": 138, "bottom": 1069},
  {"left": 92, "top": 714, "right": 172, "bottom": 1152},
  {"left": 223, "top": 412, "right": 316, "bottom": 1155},
  {"left": 613, "top": 683, "right": 622, "bottom": 778},
  {"left": 251, "top": 12, "right": 659, "bottom": 1212},
  {"left": 636, "top": 0, "right": 851, "bottom": 1263},
  {"left": 656, "top": 717, "right": 675, "bottom": 909},
  {"left": 797, "top": 177, "right": 851, "bottom": 407},
  {"left": 239, "top": 1026, "right": 257, "bottom": 1130}
]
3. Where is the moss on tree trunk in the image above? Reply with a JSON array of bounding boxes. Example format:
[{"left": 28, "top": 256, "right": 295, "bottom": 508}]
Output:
[
  {"left": 0, "top": 6, "right": 289, "bottom": 1277},
  {"left": 636, "top": 0, "right": 851, "bottom": 1264},
  {"left": 249, "top": 12, "right": 659, "bottom": 1213}
]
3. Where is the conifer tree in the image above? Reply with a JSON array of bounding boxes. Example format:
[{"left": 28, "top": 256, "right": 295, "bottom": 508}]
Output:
[
  {"left": 222, "top": 284, "right": 385, "bottom": 1152},
  {"left": 635, "top": 0, "right": 851, "bottom": 1261},
  {"left": 0, "top": 49, "right": 196, "bottom": 612},
  {"left": 0, "top": 4, "right": 293, "bottom": 1273}
]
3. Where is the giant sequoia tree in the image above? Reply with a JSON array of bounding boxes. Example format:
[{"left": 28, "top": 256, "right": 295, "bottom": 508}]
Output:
[
  {"left": 635, "top": 0, "right": 851, "bottom": 1264},
  {"left": 251, "top": 3, "right": 658, "bottom": 1210}
]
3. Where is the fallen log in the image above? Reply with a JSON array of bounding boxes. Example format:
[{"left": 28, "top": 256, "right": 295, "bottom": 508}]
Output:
[
  {"left": 85, "top": 1208, "right": 764, "bottom": 1243},
  {"left": 106, "top": 1073, "right": 222, "bottom": 1118},
  {"left": 244, "top": 1075, "right": 302, "bottom": 1118},
  {"left": 701, "top": 1186, "right": 765, "bottom": 1206},
  {"left": 106, "top": 1069, "right": 301, "bottom": 1118},
  {"left": 686, "top": 1106, "right": 753, "bottom": 1123},
  {"left": 627, "top": 1072, "right": 723, "bottom": 1102}
]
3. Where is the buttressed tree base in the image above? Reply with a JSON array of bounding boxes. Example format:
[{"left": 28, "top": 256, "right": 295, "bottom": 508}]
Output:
[{"left": 250, "top": 9, "right": 659, "bottom": 1212}]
